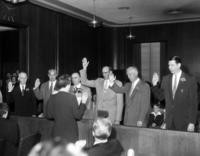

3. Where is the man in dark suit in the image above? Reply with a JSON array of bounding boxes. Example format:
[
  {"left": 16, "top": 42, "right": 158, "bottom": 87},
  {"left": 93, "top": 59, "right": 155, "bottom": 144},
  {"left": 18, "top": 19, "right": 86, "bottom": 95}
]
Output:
[
  {"left": 108, "top": 66, "right": 150, "bottom": 127},
  {"left": 46, "top": 74, "right": 87, "bottom": 143},
  {"left": 7, "top": 72, "right": 37, "bottom": 116},
  {"left": 34, "top": 69, "right": 58, "bottom": 117},
  {"left": 86, "top": 118, "right": 123, "bottom": 156},
  {"left": 152, "top": 56, "right": 198, "bottom": 131}
]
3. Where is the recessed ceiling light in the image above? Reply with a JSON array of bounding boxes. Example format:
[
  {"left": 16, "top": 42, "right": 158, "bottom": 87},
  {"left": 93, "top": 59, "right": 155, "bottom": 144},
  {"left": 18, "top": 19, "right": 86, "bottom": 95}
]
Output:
[
  {"left": 168, "top": 9, "right": 183, "bottom": 15},
  {"left": 118, "top": 6, "right": 130, "bottom": 10}
]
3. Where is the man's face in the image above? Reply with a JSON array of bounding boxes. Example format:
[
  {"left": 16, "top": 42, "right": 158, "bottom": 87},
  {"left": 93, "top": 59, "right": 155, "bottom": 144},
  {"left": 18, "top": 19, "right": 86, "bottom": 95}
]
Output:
[
  {"left": 48, "top": 70, "right": 57, "bottom": 82},
  {"left": 102, "top": 67, "right": 110, "bottom": 80},
  {"left": 153, "top": 105, "right": 160, "bottom": 113},
  {"left": 168, "top": 60, "right": 181, "bottom": 74},
  {"left": 18, "top": 73, "right": 27, "bottom": 85},
  {"left": 127, "top": 68, "right": 138, "bottom": 82},
  {"left": 72, "top": 73, "right": 81, "bottom": 85}
]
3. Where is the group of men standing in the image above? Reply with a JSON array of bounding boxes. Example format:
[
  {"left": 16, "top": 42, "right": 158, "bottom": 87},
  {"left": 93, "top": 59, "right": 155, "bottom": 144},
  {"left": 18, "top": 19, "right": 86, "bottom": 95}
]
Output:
[{"left": 4, "top": 55, "right": 198, "bottom": 132}]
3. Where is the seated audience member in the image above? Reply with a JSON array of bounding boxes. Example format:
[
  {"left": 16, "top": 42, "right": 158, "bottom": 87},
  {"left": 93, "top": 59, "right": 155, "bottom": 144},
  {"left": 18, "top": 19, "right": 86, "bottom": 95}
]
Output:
[
  {"left": 147, "top": 103, "right": 164, "bottom": 128},
  {"left": 85, "top": 118, "right": 123, "bottom": 156},
  {"left": 46, "top": 74, "right": 87, "bottom": 143},
  {"left": 0, "top": 103, "right": 9, "bottom": 119},
  {"left": 6, "top": 72, "right": 37, "bottom": 116},
  {"left": 28, "top": 137, "right": 88, "bottom": 156}
]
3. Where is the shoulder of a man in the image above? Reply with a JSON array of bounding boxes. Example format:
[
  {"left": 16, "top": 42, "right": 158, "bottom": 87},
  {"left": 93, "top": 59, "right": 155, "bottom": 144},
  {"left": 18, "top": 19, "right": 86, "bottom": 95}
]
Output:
[{"left": 139, "top": 80, "right": 150, "bottom": 90}]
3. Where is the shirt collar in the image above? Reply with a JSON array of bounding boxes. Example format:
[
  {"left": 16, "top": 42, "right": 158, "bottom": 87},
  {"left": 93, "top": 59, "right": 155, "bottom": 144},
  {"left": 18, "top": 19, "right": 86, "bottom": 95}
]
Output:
[
  {"left": 20, "top": 84, "right": 26, "bottom": 89},
  {"left": 174, "top": 70, "right": 182, "bottom": 77},
  {"left": 151, "top": 111, "right": 162, "bottom": 116},
  {"left": 74, "top": 83, "right": 81, "bottom": 88},
  {"left": 132, "top": 78, "right": 140, "bottom": 87},
  {"left": 93, "top": 139, "right": 108, "bottom": 145},
  {"left": 49, "top": 80, "right": 56, "bottom": 86}
]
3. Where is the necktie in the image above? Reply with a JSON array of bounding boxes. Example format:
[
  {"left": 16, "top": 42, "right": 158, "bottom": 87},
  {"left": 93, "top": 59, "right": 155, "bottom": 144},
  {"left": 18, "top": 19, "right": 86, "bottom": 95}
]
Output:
[
  {"left": 172, "top": 75, "right": 177, "bottom": 98},
  {"left": 50, "top": 82, "right": 53, "bottom": 94},
  {"left": 22, "top": 85, "right": 25, "bottom": 96},
  {"left": 104, "top": 80, "right": 109, "bottom": 89}
]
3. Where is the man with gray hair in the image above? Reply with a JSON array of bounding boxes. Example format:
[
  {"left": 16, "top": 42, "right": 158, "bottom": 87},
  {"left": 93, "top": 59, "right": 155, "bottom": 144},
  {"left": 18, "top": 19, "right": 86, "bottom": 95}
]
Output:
[
  {"left": 34, "top": 69, "right": 58, "bottom": 117},
  {"left": 109, "top": 66, "right": 150, "bottom": 127},
  {"left": 86, "top": 118, "right": 123, "bottom": 156},
  {"left": 7, "top": 72, "right": 37, "bottom": 116}
]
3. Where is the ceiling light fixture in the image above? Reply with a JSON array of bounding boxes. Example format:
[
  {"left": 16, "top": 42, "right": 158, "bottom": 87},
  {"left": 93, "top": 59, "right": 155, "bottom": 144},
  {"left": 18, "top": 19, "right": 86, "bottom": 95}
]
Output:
[
  {"left": 3, "top": 0, "right": 26, "bottom": 4},
  {"left": 126, "top": 16, "right": 135, "bottom": 40},
  {"left": 89, "top": 0, "right": 100, "bottom": 28}
]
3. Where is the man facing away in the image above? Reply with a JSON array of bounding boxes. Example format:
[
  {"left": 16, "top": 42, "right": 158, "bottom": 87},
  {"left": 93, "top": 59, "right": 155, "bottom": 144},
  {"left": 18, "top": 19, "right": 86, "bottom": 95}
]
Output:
[
  {"left": 80, "top": 58, "right": 123, "bottom": 124},
  {"left": 34, "top": 69, "right": 58, "bottom": 117},
  {"left": 85, "top": 118, "right": 123, "bottom": 156}
]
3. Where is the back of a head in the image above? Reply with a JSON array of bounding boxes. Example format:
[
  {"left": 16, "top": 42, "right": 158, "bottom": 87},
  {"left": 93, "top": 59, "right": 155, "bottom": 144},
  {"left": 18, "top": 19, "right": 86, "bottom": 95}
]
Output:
[
  {"left": 54, "top": 74, "right": 71, "bottom": 91},
  {"left": 28, "top": 138, "right": 87, "bottom": 156},
  {"left": 92, "top": 118, "right": 112, "bottom": 140}
]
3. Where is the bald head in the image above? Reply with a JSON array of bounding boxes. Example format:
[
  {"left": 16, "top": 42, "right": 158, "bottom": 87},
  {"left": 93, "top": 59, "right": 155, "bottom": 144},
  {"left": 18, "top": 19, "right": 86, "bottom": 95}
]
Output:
[
  {"left": 71, "top": 72, "right": 81, "bottom": 85},
  {"left": 126, "top": 66, "right": 139, "bottom": 82}
]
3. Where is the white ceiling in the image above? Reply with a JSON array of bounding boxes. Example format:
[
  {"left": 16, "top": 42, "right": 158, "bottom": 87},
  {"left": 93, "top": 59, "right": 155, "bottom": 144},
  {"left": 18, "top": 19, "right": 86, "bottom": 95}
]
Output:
[{"left": 30, "top": 0, "right": 200, "bottom": 27}]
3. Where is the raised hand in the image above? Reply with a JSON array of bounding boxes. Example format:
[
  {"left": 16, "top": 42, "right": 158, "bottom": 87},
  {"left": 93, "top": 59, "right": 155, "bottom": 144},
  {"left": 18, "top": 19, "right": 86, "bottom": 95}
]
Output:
[
  {"left": 152, "top": 72, "right": 159, "bottom": 86},
  {"left": 82, "top": 57, "right": 89, "bottom": 70},
  {"left": 81, "top": 92, "right": 88, "bottom": 104},
  {"left": 34, "top": 78, "right": 41, "bottom": 89},
  {"left": 8, "top": 81, "right": 14, "bottom": 92}
]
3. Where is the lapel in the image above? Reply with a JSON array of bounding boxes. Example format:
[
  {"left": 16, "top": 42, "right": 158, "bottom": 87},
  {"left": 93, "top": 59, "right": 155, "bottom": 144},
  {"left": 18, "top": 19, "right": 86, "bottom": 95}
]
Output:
[
  {"left": 174, "top": 72, "right": 187, "bottom": 98},
  {"left": 130, "top": 80, "right": 141, "bottom": 98},
  {"left": 169, "top": 74, "right": 173, "bottom": 99},
  {"left": 46, "top": 81, "right": 51, "bottom": 94}
]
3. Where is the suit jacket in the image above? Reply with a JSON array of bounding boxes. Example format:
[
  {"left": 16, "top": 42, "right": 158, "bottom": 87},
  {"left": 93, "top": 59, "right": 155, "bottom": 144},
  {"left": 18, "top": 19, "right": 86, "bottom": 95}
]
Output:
[
  {"left": 110, "top": 80, "right": 150, "bottom": 126},
  {"left": 34, "top": 81, "right": 55, "bottom": 116},
  {"left": 7, "top": 84, "right": 37, "bottom": 116},
  {"left": 0, "top": 90, "right": 2, "bottom": 103},
  {"left": 46, "top": 91, "right": 86, "bottom": 143},
  {"left": 70, "top": 84, "right": 94, "bottom": 119},
  {"left": 86, "top": 139, "right": 123, "bottom": 156},
  {"left": 160, "top": 72, "right": 198, "bottom": 130},
  {"left": 70, "top": 84, "right": 92, "bottom": 109},
  {"left": 80, "top": 69, "right": 123, "bottom": 123}
]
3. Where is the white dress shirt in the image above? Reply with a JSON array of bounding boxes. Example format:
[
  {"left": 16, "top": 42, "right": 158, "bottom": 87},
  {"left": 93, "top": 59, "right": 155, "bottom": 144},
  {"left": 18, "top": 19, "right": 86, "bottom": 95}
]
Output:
[
  {"left": 172, "top": 70, "right": 182, "bottom": 91},
  {"left": 20, "top": 84, "right": 26, "bottom": 92},
  {"left": 129, "top": 78, "right": 140, "bottom": 96}
]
